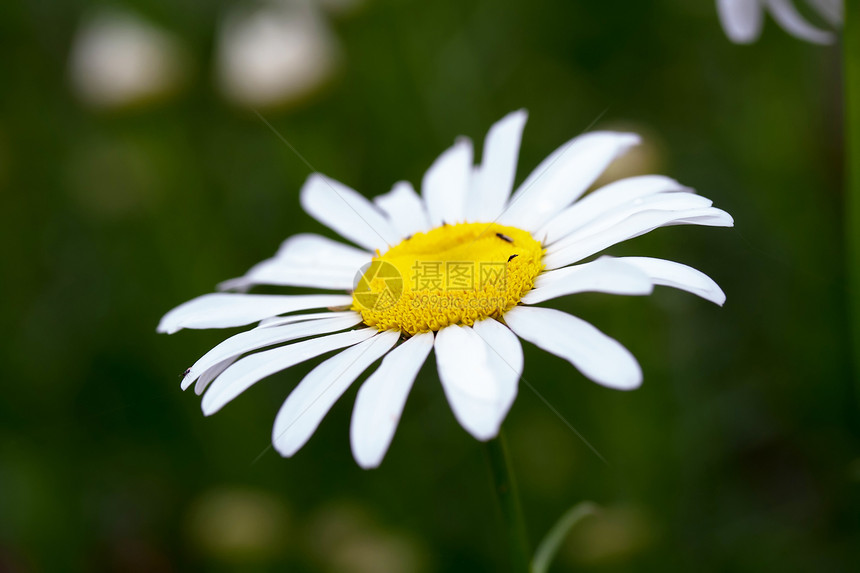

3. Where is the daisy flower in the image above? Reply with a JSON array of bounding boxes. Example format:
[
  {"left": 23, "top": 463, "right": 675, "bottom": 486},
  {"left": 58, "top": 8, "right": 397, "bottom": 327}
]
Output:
[
  {"left": 716, "top": 0, "right": 842, "bottom": 44},
  {"left": 159, "top": 111, "right": 733, "bottom": 469}
]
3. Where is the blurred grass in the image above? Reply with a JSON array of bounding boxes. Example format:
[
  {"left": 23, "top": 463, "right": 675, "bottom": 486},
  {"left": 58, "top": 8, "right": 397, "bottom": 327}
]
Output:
[{"left": 1, "top": 0, "right": 858, "bottom": 571}]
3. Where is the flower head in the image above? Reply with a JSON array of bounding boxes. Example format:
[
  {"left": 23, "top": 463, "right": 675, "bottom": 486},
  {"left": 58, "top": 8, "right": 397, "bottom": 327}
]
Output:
[
  {"left": 159, "top": 111, "right": 733, "bottom": 468},
  {"left": 717, "top": 0, "right": 841, "bottom": 45}
]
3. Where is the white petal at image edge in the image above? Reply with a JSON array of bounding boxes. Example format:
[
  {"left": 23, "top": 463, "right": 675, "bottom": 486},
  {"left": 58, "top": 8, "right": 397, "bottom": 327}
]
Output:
[
  {"left": 435, "top": 322, "right": 522, "bottom": 441},
  {"left": 273, "top": 330, "right": 400, "bottom": 457},
  {"left": 504, "top": 306, "right": 642, "bottom": 390},
  {"left": 350, "top": 332, "right": 434, "bottom": 469}
]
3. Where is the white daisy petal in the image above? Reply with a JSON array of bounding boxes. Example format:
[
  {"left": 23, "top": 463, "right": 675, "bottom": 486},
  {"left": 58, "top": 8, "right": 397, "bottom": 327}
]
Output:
[
  {"left": 272, "top": 329, "right": 400, "bottom": 458},
  {"left": 374, "top": 181, "right": 431, "bottom": 238},
  {"left": 194, "top": 357, "right": 237, "bottom": 395},
  {"left": 435, "top": 322, "right": 521, "bottom": 441},
  {"left": 272, "top": 233, "right": 371, "bottom": 263},
  {"left": 350, "top": 332, "right": 434, "bottom": 469},
  {"left": 522, "top": 257, "right": 653, "bottom": 304},
  {"left": 499, "top": 132, "right": 641, "bottom": 231},
  {"left": 542, "top": 207, "right": 734, "bottom": 270},
  {"left": 538, "top": 175, "right": 691, "bottom": 245},
  {"left": 257, "top": 310, "right": 358, "bottom": 329},
  {"left": 182, "top": 313, "right": 363, "bottom": 388},
  {"left": 766, "top": 0, "right": 835, "bottom": 44},
  {"left": 218, "top": 233, "right": 370, "bottom": 291},
  {"left": 717, "top": 0, "right": 765, "bottom": 43},
  {"left": 663, "top": 211, "right": 736, "bottom": 227},
  {"left": 471, "top": 317, "right": 524, "bottom": 392},
  {"left": 466, "top": 109, "right": 528, "bottom": 222},
  {"left": 615, "top": 257, "right": 726, "bottom": 306},
  {"left": 157, "top": 293, "right": 353, "bottom": 334},
  {"left": 300, "top": 173, "right": 401, "bottom": 252},
  {"left": 422, "top": 138, "right": 474, "bottom": 227},
  {"left": 219, "top": 263, "right": 358, "bottom": 291},
  {"left": 548, "top": 192, "right": 715, "bottom": 252},
  {"left": 201, "top": 327, "right": 378, "bottom": 415},
  {"left": 504, "top": 306, "right": 642, "bottom": 390}
]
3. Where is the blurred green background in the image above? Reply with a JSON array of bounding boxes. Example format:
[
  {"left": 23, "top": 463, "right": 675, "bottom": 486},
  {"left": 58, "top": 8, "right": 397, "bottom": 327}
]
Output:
[{"left": 1, "top": 0, "right": 858, "bottom": 571}]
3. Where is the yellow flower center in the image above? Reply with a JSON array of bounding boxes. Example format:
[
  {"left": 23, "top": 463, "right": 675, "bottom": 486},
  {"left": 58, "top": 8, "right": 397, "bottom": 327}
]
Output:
[{"left": 352, "top": 222, "right": 543, "bottom": 335}]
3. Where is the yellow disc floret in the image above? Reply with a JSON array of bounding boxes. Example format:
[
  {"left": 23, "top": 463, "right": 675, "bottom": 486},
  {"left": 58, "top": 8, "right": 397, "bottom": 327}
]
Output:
[{"left": 352, "top": 222, "right": 543, "bottom": 335}]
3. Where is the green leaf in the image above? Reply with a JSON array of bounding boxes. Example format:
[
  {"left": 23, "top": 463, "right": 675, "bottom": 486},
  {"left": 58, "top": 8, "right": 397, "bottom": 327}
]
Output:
[{"left": 531, "top": 502, "right": 599, "bottom": 573}]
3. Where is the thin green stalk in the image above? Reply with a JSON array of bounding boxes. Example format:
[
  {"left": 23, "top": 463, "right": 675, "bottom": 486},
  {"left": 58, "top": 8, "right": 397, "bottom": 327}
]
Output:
[
  {"left": 484, "top": 430, "right": 531, "bottom": 573},
  {"left": 847, "top": 1, "right": 860, "bottom": 389}
]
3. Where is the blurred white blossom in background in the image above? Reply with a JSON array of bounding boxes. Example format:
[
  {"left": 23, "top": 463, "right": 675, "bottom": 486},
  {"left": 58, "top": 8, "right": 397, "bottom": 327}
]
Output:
[
  {"left": 217, "top": 0, "right": 341, "bottom": 109},
  {"left": 68, "top": 8, "right": 189, "bottom": 109},
  {"left": 717, "top": 0, "right": 842, "bottom": 44}
]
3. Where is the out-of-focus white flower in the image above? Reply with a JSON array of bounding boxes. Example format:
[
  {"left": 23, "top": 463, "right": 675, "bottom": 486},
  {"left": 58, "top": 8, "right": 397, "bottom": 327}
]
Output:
[
  {"left": 159, "top": 111, "right": 732, "bottom": 469},
  {"left": 717, "top": 0, "right": 842, "bottom": 44},
  {"left": 217, "top": 0, "right": 339, "bottom": 109},
  {"left": 68, "top": 9, "right": 189, "bottom": 109}
]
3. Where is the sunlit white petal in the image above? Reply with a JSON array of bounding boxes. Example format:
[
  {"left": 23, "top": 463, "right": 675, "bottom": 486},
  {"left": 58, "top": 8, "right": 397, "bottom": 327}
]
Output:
[
  {"left": 158, "top": 293, "right": 353, "bottom": 334},
  {"left": 183, "top": 313, "right": 363, "bottom": 388},
  {"left": 422, "top": 138, "right": 473, "bottom": 226},
  {"left": 548, "top": 192, "right": 714, "bottom": 252},
  {"left": 272, "top": 330, "right": 400, "bottom": 457},
  {"left": 504, "top": 306, "right": 641, "bottom": 390},
  {"left": 374, "top": 181, "right": 431, "bottom": 238},
  {"left": 466, "top": 110, "right": 528, "bottom": 221},
  {"left": 615, "top": 257, "right": 726, "bottom": 305},
  {"left": 499, "top": 132, "right": 640, "bottom": 231},
  {"left": 543, "top": 207, "right": 734, "bottom": 270},
  {"left": 350, "top": 332, "right": 434, "bottom": 469},
  {"left": 257, "top": 310, "right": 358, "bottom": 329},
  {"left": 435, "top": 322, "right": 522, "bottom": 440},
  {"left": 201, "top": 328, "right": 377, "bottom": 415},
  {"left": 300, "top": 173, "right": 400, "bottom": 251},
  {"left": 219, "top": 233, "right": 370, "bottom": 291},
  {"left": 522, "top": 257, "right": 653, "bottom": 304},
  {"left": 538, "top": 175, "right": 691, "bottom": 245},
  {"left": 194, "top": 357, "right": 237, "bottom": 395}
]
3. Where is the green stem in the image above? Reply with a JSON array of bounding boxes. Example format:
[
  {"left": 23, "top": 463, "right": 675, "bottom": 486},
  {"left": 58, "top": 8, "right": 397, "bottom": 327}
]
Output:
[
  {"left": 847, "top": 1, "right": 860, "bottom": 391},
  {"left": 485, "top": 430, "right": 531, "bottom": 573}
]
